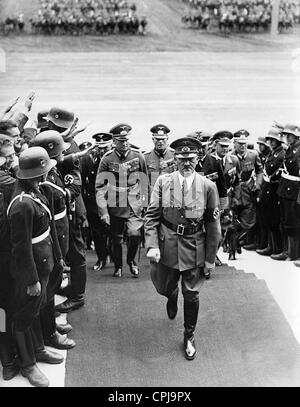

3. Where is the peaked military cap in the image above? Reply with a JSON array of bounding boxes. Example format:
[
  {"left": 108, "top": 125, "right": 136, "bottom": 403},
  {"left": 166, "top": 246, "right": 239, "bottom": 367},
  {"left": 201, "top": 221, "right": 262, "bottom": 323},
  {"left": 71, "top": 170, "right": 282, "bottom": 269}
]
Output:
[
  {"left": 266, "top": 128, "right": 285, "bottom": 143},
  {"left": 110, "top": 124, "right": 132, "bottom": 140},
  {"left": 234, "top": 129, "right": 250, "bottom": 139},
  {"left": 37, "top": 110, "right": 49, "bottom": 129},
  {"left": 92, "top": 132, "right": 113, "bottom": 147},
  {"left": 282, "top": 123, "right": 300, "bottom": 138},
  {"left": 170, "top": 137, "right": 201, "bottom": 158},
  {"left": 46, "top": 107, "right": 75, "bottom": 129},
  {"left": 257, "top": 136, "right": 270, "bottom": 147},
  {"left": 186, "top": 131, "right": 211, "bottom": 146},
  {"left": 212, "top": 131, "right": 233, "bottom": 146},
  {"left": 151, "top": 124, "right": 170, "bottom": 138}
]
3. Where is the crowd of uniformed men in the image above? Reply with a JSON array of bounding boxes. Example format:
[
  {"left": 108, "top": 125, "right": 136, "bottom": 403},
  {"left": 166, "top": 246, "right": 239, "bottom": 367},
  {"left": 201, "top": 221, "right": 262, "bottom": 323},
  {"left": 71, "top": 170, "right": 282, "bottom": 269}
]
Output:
[
  {"left": 0, "top": 0, "right": 147, "bottom": 36},
  {"left": 0, "top": 92, "right": 300, "bottom": 385},
  {"left": 182, "top": 0, "right": 300, "bottom": 32}
]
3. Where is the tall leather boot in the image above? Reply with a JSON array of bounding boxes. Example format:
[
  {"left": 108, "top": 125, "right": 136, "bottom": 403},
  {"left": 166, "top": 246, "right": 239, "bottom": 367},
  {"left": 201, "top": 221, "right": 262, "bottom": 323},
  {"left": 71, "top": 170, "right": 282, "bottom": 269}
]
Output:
[
  {"left": 14, "top": 326, "right": 49, "bottom": 387},
  {"left": 0, "top": 332, "right": 19, "bottom": 380},
  {"left": 183, "top": 298, "right": 199, "bottom": 360},
  {"left": 127, "top": 236, "right": 140, "bottom": 277}
]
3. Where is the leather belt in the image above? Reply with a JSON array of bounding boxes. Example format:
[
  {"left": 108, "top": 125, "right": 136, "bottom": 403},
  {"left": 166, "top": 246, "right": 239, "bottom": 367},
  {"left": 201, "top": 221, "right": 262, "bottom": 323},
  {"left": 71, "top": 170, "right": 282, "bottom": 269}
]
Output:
[
  {"left": 161, "top": 218, "right": 203, "bottom": 236},
  {"left": 109, "top": 183, "right": 138, "bottom": 192},
  {"left": 54, "top": 208, "right": 67, "bottom": 221},
  {"left": 32, "top": 227, "right": 50, "bottom": 245},
  {"left": 281, "top": 173, "right": 300, "bottom": 182}
]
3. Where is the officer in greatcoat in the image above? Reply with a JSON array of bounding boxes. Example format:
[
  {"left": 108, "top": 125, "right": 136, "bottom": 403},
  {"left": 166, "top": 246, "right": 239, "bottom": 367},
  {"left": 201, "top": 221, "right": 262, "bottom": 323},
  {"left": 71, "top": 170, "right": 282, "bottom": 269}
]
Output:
[
  {"left": 95, "top": 124, "right": 148, "bottom": 278},
  {"left": 81, "top": 133, "right": 113, "bottom": 271},
  {"left": 144, "top": 137, "right": 221, "bottom": 361}
]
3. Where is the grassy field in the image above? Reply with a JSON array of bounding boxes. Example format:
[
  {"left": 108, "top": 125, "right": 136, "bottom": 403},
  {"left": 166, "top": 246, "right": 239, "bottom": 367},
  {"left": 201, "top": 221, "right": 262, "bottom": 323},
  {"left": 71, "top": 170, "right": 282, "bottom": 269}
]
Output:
[{"left": 0, "top": 0, "right": 300, "bottom": 52}]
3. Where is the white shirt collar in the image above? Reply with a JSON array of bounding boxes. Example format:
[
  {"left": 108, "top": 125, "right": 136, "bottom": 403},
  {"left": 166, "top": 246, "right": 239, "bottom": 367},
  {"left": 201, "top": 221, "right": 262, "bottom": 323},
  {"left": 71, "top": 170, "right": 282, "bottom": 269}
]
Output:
[{"left": 177, "top": 171, "right": 196, "bottom": 191}]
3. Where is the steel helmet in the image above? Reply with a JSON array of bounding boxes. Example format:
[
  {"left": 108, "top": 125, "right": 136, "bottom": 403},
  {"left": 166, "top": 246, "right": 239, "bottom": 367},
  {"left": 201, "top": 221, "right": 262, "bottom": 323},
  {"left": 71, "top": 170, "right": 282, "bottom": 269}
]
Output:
[{"left": 16, "top": 146, "right": 56, "bottom": 179}]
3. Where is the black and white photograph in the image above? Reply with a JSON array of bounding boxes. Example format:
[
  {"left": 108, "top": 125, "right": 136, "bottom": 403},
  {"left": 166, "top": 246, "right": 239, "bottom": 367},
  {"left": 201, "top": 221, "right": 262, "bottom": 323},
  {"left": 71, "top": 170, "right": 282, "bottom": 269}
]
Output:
[{"left": 0, "top": 0, "right": 300, "bottom": 393}]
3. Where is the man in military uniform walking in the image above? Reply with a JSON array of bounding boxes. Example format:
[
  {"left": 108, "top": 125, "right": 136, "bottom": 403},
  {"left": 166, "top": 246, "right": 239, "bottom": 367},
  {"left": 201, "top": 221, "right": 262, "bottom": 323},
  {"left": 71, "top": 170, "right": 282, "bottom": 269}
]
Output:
[
  {"left": 144, "top": 124, "right": 176, "bottom": 189},
  {"left": 145, "top": 136, "right": 221, "bottom": 361},
  {"left": 81, "top": 133, "right": 113, "bottom": 271},
  {"left": 95, "top": 124, "right": 148, "bottom": 278}
]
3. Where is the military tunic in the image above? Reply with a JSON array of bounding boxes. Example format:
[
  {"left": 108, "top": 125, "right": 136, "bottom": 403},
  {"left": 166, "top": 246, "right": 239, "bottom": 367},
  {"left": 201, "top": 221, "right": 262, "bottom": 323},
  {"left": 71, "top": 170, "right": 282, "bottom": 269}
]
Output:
[
  {"left": 231, "top": 149, "right": 263, "bottom": 231},
  {"left": 144, "top": 147, "right": 176, "bottom": 189},
  {"left": 8, "top": 184, "right": 54, "bottom": 331}
]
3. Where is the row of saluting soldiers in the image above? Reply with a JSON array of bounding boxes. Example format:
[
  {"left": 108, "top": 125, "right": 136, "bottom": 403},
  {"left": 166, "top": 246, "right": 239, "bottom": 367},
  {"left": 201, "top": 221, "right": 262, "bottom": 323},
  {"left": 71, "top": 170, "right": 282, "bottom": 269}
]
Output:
[{"left": 0, "top": 95, "right": 300, "bottom": 384}]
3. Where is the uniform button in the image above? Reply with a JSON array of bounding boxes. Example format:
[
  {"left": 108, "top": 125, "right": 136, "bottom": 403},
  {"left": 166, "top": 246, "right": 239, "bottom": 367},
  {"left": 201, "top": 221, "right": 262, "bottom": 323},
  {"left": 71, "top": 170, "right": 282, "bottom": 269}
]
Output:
[
  {"left": 48, "top": 242, "right": 51, "bottom": 246},
  {"left": 287, "top": 188, "right": 291, "bottom": 191},
  {"left": 270, "top": 164, "right": 273, "bottom": 167},
  {"left": 43, "top": 259, "right": 47, "bottom": 263},
  {"left": 91, "top": 171, "right": 94, "bottom": 175},
  {"left": 62, "top": 235, "right": 65, "bottom": 238}
]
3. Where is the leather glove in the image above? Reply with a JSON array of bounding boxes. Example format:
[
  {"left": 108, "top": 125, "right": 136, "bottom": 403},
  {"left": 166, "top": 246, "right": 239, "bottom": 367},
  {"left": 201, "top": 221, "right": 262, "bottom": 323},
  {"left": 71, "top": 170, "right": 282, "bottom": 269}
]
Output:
[{"left": 147, "top": 248, "right": 161, "bottom": 263}]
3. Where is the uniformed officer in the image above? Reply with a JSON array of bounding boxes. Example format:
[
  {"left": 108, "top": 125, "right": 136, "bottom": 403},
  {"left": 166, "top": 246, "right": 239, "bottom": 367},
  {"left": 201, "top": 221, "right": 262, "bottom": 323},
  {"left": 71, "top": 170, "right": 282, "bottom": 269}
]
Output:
[
  {"left": 257, "top": 128, "right": 286, "bottom": 257},
  {"left": 45, "top": 107, "right": 87, "bottom": 314},
  {"left": 33, "top": 131, "right": 75, "bottom": 349},
  {"left": 0, "top": 139, "right": 19, "bottom": 381},
  {"left": 144, "top": 124, "right": 176, "bottom": 189},
  {"left": 81, "top": 133, "right": 113, "bottom": 271},
  {"left": 7, "top": 147, "right": 64, "bottom": 387},
  {"left": 95, "top": 124, "right": 148, "bottom": 278},
  {"left": 231, "top": 131, "right": 263, "bottom": 250},
  {"left": 210, "top": 131, "right": 241, "bottom": 259},
  {"left": 255, "top": 136, "right": 271, "bottom": 251},
  {"left": 274, "top": 124, "right": 300, "bottom": 262},
  {"left": 145, "top": 137, "right": 221, "bottom": 361}
]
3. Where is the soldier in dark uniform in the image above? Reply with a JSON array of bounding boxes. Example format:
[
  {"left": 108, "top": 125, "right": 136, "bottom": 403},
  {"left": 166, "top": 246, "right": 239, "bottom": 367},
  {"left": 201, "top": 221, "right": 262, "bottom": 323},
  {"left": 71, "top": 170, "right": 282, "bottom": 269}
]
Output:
[
  {"left": 81, "top": 133, "right": 113, "bottom": 271},
  {"left": 231, "top": 131, "right": 263, "bottom": 251},
  {"left": 255, "top": 136, "right": 271, "bottom": 251},
  {"left": 210, "top": 131, "right": 241, "bottom": 259},
  {"left": 44, "top": 107, "right": 87, "bottom": 314},
  {"left": 274, "top": 124, "right": 300, "bottom": 262},
  {"left": 144, "top": 124, "right": 176, "bottom": 190},
  {"left": 95, "top": 124, "right": 148, "bottom": 278},
  {"left": 0, "top": 139, "right": 19, "bottom": 381},
  {"left": 257, "top": 129, "right": 286, "bottom": 257},
  {"left": 190, "top": 132, "right": 228, "bottom": 266},
  {"left": 7, "top": 147, "right": 64, "bottom": 387},
  {"left": 145, "top": 137, "right": 221, "bottom": 361},
  {"left": 33, "top": 131, "right": 75, "bottom": 349}
]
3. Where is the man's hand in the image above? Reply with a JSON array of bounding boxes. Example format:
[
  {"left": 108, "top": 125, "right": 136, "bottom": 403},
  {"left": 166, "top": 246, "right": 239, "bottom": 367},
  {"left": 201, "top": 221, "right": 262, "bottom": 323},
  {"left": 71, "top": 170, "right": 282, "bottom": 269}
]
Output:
[
  {"left": 27, "top": 281, "right": 41, "bottom": 297},
  {"left": 0, "top": 97, "right": 20, "bottom": 120},
  {"left": 147, "top": 248, "right": 161, "bottom": 263},
  {"left": 101, "top": 214, "right": 110, "bottom": 227},
  {"left": 24, "top": 91, "right": 36, "bottom": 112}
]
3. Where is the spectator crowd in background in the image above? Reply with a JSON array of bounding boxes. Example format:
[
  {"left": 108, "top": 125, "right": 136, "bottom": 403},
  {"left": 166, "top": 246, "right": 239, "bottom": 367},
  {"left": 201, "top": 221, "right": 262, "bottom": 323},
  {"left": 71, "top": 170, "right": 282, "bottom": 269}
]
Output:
[
  {"left": 0, "top": 0, "right": 148, "bottom": 36},
  {"left": 181, "top": 0, "right": 300, "bottom": 32}
]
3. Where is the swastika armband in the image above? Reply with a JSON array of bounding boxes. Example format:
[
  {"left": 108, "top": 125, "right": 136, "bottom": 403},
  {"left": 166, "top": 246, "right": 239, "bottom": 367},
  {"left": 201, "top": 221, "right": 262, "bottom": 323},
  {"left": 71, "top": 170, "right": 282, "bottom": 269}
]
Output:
[
  {"left": 64, "top": 174, "right": 74, "bottom": 186},
  {"left": 204, "top": 207, "right": 220, "bottom": 223}
]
